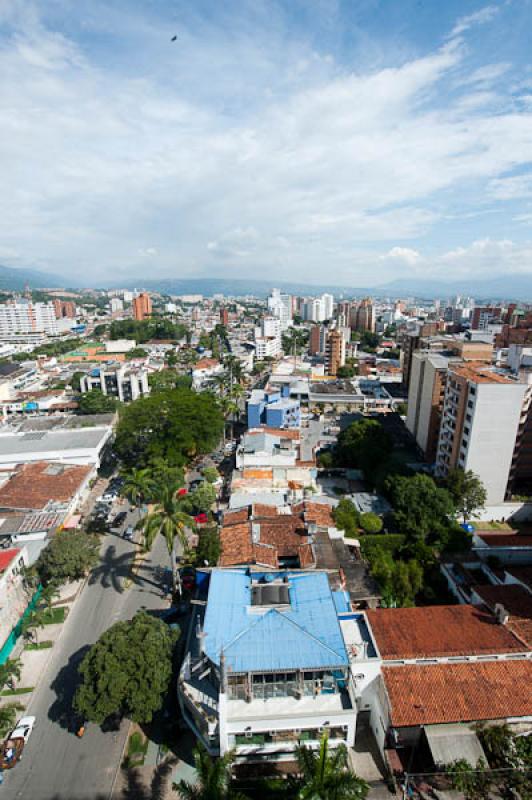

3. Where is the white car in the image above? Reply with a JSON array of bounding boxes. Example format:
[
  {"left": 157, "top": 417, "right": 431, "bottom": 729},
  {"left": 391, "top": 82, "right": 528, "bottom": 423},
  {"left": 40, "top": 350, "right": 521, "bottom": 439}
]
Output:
[{"left": 10, "top": 716, "right": 36, "bottom": 743}]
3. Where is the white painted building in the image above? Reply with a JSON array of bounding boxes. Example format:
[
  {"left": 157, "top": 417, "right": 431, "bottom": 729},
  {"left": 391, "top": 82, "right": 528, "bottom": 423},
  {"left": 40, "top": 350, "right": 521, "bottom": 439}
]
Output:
[{"left": 0, "top": 301, "right": 58, "bottom": 339}]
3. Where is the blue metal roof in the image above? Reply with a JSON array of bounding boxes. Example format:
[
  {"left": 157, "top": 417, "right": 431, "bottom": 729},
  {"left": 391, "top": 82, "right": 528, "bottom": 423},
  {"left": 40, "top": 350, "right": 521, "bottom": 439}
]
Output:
[{"left": 203, "top": 570, "right": 348, "bottom": 673}]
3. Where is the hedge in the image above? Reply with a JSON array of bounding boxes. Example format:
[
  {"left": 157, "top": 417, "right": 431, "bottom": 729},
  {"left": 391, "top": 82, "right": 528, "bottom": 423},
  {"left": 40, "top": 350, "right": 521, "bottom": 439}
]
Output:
[{"left": 359, "top": 534, "right": 405, "bottom": 557}]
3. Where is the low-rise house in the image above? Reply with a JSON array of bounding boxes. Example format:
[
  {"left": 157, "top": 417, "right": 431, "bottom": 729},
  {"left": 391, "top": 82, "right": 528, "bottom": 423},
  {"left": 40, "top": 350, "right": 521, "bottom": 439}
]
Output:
[
  {"left": 179, "top": 569, "right": 380, "bottom": 764},
  {"left": 363, "top": 604, "right": 531, "bottom": 771},
  {"left": 472, "top": 528, "right": 532, "bottom": 565},
  {"left": 219, "top": 505, "right": 315, "bottom": 569},
  {"left": 192, "top": 358, "right": 224, "bottom": 391},
  {"left": 247, "top": 387, "right": 300, "bottom": 429},
  {"left": 0, "top": 461, "right": 93, "bottom": 514}
]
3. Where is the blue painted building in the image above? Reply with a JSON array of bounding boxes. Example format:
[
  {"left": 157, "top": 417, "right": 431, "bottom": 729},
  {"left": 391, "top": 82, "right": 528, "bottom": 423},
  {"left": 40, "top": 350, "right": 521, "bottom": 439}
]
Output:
[{"left": 247, "top": 386, "right": 300, "bottom": 429}]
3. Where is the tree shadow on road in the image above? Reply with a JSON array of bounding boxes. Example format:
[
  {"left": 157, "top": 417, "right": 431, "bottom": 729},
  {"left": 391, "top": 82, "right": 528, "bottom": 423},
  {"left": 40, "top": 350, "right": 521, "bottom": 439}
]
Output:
[
  {"left": 48, "top": 644, "right": 90, "bottom": 730},
  {"left": 121, "top": 758, "right": 177, "bottom": 800},
  {"left": 89, "top": 543, "right": 165, "bottom": 597}
]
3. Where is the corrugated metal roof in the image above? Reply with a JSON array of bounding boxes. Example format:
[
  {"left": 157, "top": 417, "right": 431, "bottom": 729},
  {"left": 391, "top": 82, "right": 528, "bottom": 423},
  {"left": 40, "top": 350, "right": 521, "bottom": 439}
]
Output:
[{"left": 203, "top": 569, "right": 348, "bottom": 673}]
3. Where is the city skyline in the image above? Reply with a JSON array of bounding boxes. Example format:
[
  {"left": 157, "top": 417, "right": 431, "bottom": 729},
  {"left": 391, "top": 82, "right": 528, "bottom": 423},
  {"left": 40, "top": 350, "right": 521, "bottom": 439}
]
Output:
[{"left": 1, "top": 1, "right": 532, "bottom": 285}]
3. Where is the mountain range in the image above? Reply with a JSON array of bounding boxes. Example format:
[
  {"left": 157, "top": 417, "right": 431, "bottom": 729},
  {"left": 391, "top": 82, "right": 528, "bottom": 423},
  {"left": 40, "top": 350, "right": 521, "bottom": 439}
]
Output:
[{"left": 1, "top": 264, "right": 532, "bottom": 302}]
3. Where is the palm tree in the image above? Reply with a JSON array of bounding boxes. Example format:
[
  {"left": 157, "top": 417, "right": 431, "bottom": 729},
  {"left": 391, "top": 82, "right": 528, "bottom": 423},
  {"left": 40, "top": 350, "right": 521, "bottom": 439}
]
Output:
[
  {"left": 136, "top": 480, "right": 194, "bottom": 593},
  {"left": 120, "top": 467, "right": 155, "bottom": 508},
  {"left": 21, "top": 607, "right": 47, "bottom": 645},
  {"left": 0, "top": 703, "right": 24, "bottom": 737},
  {"left": 293, "top": 734, "right": 369, "bottom": 800},
  {"left": 173, "top": 746, "right": 248, "bottom": 800},
  {"left": 0, "top": 658, "right": 22, "bottom": 691}
]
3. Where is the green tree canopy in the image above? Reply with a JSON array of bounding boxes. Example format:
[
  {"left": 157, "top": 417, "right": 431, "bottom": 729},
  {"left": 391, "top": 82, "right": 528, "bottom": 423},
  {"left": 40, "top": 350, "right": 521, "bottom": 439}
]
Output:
[
  {"left": 114, "top": 388, "right": 223, "bottom": 467},
  {"left": 149, "top": 369, "right": 192, "bottom": 393},
  {"left": 109, "top": 318, "right": 188, "bottom": 343},
  {"left": 444, "top": 468, "right": 487, "bottom": 522},
  {"left": 335, "top": 418, "right": 392, "bottom": 475},
  {"left": 35, "top": 531, "right": 99, "bottom": 587},
  {"left": 194, "top": 527, "right": 221, "bottom": 567},
  {"left": 76, "top": 390, "right": 118, "bottom": 415},
  {"left": 125, "top": 346, "right": 148, "bottom": 360},
  {"left": 359, "top": 512, "right": 383, "bottom": 534},
  {"left": 174, "top": 746, "right": 247, "bottom": 800},
  {"left": 203, "top": 466, "right": 220, "bottom": 484},
  {"left": 74, "top": 611, "right": 178, "bottom": 725},
  {"left": 333, "top": 498, "right": 360, "bottom": 537},
  {"left": 291, "top": 735, "right": 368, "bottom": 799},
  {"left": 385, "top": 473, "right": 454, "bottom": 543},
  {"left": 370, "top": 548, "right": 423, "bottom": 607}
]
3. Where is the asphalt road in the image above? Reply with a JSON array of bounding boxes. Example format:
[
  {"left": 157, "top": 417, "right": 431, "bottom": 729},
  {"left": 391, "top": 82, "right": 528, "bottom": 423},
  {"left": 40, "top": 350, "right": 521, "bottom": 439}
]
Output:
[{"left": 2, "top": 510, "right": 171, "bottom": 800}]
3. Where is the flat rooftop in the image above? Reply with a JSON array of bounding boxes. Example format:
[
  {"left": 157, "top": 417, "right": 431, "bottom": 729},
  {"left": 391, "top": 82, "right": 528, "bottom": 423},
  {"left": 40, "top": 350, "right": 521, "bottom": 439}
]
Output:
[{"left": 450, "top": 362, "right": 515, "bottom": 385}]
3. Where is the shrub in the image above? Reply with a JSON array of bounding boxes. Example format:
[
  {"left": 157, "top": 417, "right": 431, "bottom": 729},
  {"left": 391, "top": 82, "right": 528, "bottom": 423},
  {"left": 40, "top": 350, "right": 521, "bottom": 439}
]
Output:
[{"left": 359, "top": 512, "right": 383, "bottom": 534}]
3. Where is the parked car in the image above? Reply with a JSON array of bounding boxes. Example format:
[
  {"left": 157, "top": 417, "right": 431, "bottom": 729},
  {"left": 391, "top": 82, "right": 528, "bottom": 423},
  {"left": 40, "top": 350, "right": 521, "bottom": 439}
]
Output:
[
  {"left": 10, "top": 716, "right": 36, "bottom": 744},
  {"left": 180, "top": 566, "right": 196, "bottom": 591},
  {"left": 123, "top": 525, "right": 135, "bottom": 541},
  {"left": 112, "top": 511, "right": 127, "bottom": 528}
]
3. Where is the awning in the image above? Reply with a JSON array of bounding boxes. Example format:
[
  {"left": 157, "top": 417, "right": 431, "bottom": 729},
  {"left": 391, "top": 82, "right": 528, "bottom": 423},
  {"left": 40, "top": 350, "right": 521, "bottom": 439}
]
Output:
[{"left": 424, "top": 723, "right": 486, "bottom": 768}]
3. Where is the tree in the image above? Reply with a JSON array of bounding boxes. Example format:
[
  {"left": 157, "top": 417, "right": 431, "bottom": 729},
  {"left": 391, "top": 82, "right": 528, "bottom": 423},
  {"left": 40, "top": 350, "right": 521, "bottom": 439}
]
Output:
[
  {"left": 446, "top": 759, "right": 491, "bottom": 800},
  {"left": 76, "top": 390, "right": 118, "bottom": 415},
  {"left": 359, "top": 332, "right": 379, "bottom": 351},
  {"left": 292, "top": 734, "right": 368, "bottom": 799},
  {"left": 93, "top": 324, "right": 108, "bottom": 337},
  {"left": 20, "top": 607, "right": 47, "bottom": 644},
  {"left": 282, "top": 327, "right": 309, "bottom": 356},
  {"left": 149, "top": 369, "right": 191, "bottom": 393},
  {"left": 189, "top": 482, "right": 217, "bottom": 514},
  {"left": 125, "top": 347, "right": 148, "bottom": 360},
  {"left": 194, "top": 527, "right": 221, "bottom": 567},
  {"left": 0, "top": 658, "right": 22, "bottom": 691},
  {"left": 136, "top": 481, "right": 194, "bottom": 590},
  {"left": 336, "top": 365, "right": 356, "bottom": 379},
  {"left": 114, "top": 389, "right": 223, "bottom": 468},
  {"left": 0, "top": 703, "right": 24, "bottom": 737},
  {"left": 370, "top": 548, "right": 423, "bottom": 607},
  {"left": 333, "top": 499, "right": 360, "bottom": 537},
  {"left": 74, "top": 611, "right": 177, "bottom": 725},
  {"left": 444, "top": 468, "right": 487, "bottom": 523},
  {"left": 335, "top": 419, "right": 392, "bottom": 476},
  {"left": 174, "top": 746, "right": 247, "bottom": 800},
  {"left": 121, "top": 467, "right": 155, "bottom": 507},
  {"left": 385, "top": 473, "right": 454, "bottom": 543},
  {"left": 359, "top": 512, "right": 383, "bottom": 534},
  {"left": 203, "top": 466, "right": 220, "bottom": 484},
  {"left": 70, "top": 371, "right": 85, "bottom": 392},
  {"left": 35, "top": 531, "right": 99, "bottom": 587}
]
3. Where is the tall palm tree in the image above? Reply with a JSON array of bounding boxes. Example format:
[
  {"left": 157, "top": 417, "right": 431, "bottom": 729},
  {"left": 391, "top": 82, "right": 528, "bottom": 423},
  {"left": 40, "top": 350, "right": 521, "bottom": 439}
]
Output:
[
  {"left": 173, "top": 746, "right": 248, "bottom": 800},
  {"left": 293, "top": 735, "right": 369, "bottom": 800},
  {"left": 120, "top": 467, "right": 155, "bottom": 508},
  {"left": 136, "top": 481, "right": 194, "bottom": 593}
]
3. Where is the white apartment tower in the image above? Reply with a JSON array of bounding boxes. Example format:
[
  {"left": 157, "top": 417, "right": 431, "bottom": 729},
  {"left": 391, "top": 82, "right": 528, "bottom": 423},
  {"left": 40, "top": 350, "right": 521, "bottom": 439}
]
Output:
[{"left": 0, "top": 300, "right": 58, "bottom": 340}]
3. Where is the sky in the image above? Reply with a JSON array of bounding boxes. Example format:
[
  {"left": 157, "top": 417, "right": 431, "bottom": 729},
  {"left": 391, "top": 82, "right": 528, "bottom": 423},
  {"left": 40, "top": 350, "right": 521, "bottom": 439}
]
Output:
[{"left": 1, "top": 0, "right": 532, "bottom": 288}]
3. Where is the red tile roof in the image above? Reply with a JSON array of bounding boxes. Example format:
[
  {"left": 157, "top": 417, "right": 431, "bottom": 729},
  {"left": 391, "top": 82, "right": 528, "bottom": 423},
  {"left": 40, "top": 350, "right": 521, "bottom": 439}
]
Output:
[
  {"left": 0, "top": 548, "right": 21, "bottom": 573},
  {"left": 473, "top": 584, "right": 532, "bottom": 648},
  {"left": 366, "top": 605, "right": 525, "bottom": 659},
  {"left": 219, "top": 514, "right": 314, "bottom": 569},
  {"left": 0, "top": 462, "right": 92, "bottom": 511},
  {"left": 383, "top": 660, "right": 532, "bottom": 727},
  {"left": 477, "top": 532, "right": 532, "bottom": 548}
]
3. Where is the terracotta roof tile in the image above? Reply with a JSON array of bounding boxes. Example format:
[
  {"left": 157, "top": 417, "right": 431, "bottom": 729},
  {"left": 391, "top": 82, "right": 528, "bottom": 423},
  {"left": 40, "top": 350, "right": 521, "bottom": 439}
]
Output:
[
  {"left": 474, "top": 584, "right": 532, "bottom": 648},
  {"left": 252, "top": 504, "right": 280, "bottom": 518},
  {"left": 0, "top": 548, "right": 21, "bottom": 573},
  {"left": 0, "top": 462, "right": 92, "bottom": 511},
  {"left": 219, "top": 514, "right": 314, "bottom": 568},
  {"left": 223, "top": 508, "right": 250, "bottom": 526},
  {"left": 367, "top": 605, "right": 525, "bottom": 660},
  {"left": 383, "top": 660, "right": 532, "bottom": 727}
]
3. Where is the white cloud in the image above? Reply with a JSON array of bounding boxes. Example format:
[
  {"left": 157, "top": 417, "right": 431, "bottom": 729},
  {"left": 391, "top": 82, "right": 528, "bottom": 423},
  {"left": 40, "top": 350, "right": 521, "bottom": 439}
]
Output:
[
  {"left": 449, "top": 5, "right": 500, "bottom": 38},
  {"left": 489, "top": 174, "right": 532, "bottom": 199},
  {"left": 0, "top": 2, "right": 530, "bottom": 284}
]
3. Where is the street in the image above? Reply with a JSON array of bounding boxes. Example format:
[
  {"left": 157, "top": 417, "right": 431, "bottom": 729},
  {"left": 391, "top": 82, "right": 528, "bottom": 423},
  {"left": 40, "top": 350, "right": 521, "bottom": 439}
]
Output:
[{"left": 2, "top": 513, "right": 171, "bottom": 800}]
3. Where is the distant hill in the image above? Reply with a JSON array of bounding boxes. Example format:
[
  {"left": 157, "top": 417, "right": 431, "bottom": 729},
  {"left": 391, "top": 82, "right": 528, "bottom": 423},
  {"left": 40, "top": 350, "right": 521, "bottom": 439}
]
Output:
[
  {"left": 0, "top": 264, "right": 65, "bottom": 290},
  {"left": 376, "top": 275, "right": 532, "bottom": 302},
  {"left": 110, "top": 277, "right": 371, "bottom": 298}
]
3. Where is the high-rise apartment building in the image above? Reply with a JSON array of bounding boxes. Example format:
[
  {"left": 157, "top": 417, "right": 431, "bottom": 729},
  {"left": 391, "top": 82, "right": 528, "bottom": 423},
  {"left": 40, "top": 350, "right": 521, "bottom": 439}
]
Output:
[
  {"left": 0, "top": 301, "right": 58, "bottom": 340},
  {"left": 132, "top": 292, "right": 152, "bottom": 321},
  {"left": 220, "top": 307, "right": 229, "bottom": 326},
  {"left": 471, "top": 306, "right": 502, "bottom": 331},
  {"left": 255, "top": 316, "right": 282, "bottom": 359},
  {"left": 110, "top": 297, "right": 124, "bottom": 314},
  {"left": 53, "top": 299, "right": 76, "bottom": 319},
  {"left": 309, "top": 325, "right": 327, "bottom": 356},
  {"left": 350, "top": 298, "right": 375, "bottom": 333},
  {"left": 267, "top": 289, "right": 292, "bottom": 330},
  {"left": 435, "top": 363, "right": 528, "bottom": 504},
  {"left": 322, "top": 294, "right": 334, "bottom": 320},
  {"left": 326, "top": 329, "right": 346, "bottom": 376},
  {"left": 406, "top": 352, "right": 450, "bottom": 462}
]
